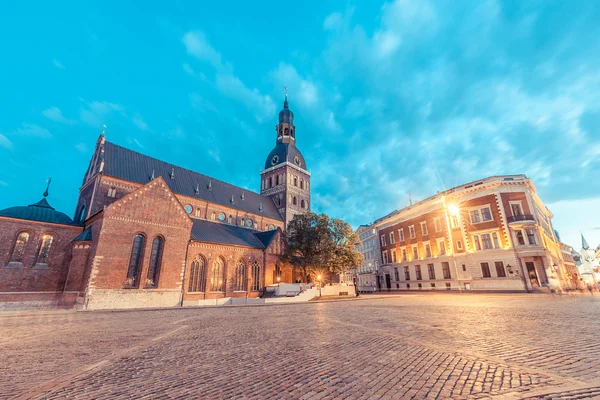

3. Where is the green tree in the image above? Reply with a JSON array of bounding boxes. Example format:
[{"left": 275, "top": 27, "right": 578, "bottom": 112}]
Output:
[
  {"left": 282, "top": 212, "right": 331, "bottom": 283},
  {"left": 326, "top": 218, "right": 363, "bottom": 283}
]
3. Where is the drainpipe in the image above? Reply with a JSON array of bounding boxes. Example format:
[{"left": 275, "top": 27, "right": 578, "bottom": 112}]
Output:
[{"left": 180, "top": 241, "right": 191, "bottom": 307}]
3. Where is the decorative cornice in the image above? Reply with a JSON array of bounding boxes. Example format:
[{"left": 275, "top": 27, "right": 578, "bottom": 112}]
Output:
[{"left": 260, "top": 161, "right": 311, "bottom": 176}]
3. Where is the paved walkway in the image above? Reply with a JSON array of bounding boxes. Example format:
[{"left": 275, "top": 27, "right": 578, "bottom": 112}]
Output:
[{"left": 2, "top": 294, "right": 600, "bottom": 399}]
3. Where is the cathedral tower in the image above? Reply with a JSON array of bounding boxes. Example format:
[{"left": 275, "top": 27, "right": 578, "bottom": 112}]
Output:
[{"left": 260, "top": 94, "right": 311, "bottom": 228}]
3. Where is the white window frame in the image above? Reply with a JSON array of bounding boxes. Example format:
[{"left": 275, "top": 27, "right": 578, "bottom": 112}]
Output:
[
  {"left": 391, "top": 249, "right": 397, "bottom": 263},
  {"left": 401, "top": 247, "right": 407, "bottom": 262},
  {"left": 509, "top": 200, "right": 523, "bottom": 217},
  {"left": 399, "top": 228, "right": 405, "bottom": 241},
  {"left": 382, "top": 251, "right": 388, "bottom": 264},
  {"left": 433, "top": 217, "right": 442, "bottom": 232},
  {"left": 468, "top": 204, "right": 493, "bottom": 224},
  {"left": 409, "top": 225, "right": 416, "bottom": 239},
  {"left": 389, "top": 232, "right": 395, "bottom": 244},
  {"left": 471, "top": 229, "right": 501, "bottom": 250},
  {"left": 436, "top": 238, "right": 446, "bottom": 256},
  {"left": 421, "top": 221, "right": 428, "bottom": 236},
  {"left": 423, "top": 241, "right": 432, "bottom": 258},
  {"left": 381, "top": 234, "right": 386, "bottom": 246},
  {"left": 412, "top": 245, "right": 419, "bottom": 260}
]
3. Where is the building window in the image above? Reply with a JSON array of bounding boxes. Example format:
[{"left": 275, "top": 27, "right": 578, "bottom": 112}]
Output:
[
  {"left": 269, "top": 225, "right": 275, "bottom": 231},
  {"left": 394, "top": 268, "right": 400, "bottom": 281},
  {"left": 427, "top": 263, "right": 436, "bottom": 279},
  {"left": 78, "top": 204, "right": 86, "bottom": 223},
  {"left": 492, "top": 232, "right": 500, "bottom": 248},
  {"left": 415, "top": 265, "right": 422, "bottom": 280},
  {"left": 481, "top": 262, "right": 491, "bottom": 278},
  {"left": 495, "top": 261, "right": 506, "bottom": 278},
  {"left": 389, "top": 232, "right": 395, "bottom": 244},
  {"left": 269, "top": 176, "right": 273, "bottom": 188},
  {"left": 392, "top": 249, "right": 397, "bottom": 263},
  {"left": 421, "top": 221, "right": 428, "bottom": 236},
  {"left": 456, "top": 240, "right": 463, "bottom": 251},
  {"left": 399, "top": 229, "right": 405, "bottom": 241},
  {"left": 516, "top": 231, "right": 525, "bottom": 245},
  {"left": 481, "top": 207, "right": 492, "bottom": 221},
  {"left": 188, "top": 256, "right": 207, "bottom": 293},
  {"left": 445, "top": 282, "right": 451, "bottom": 290},
  {"left": 125, "top": 234, "right": 145, "bottom": 288},
  {"left": 381, "top": 235, "right": 386, "bottom": 246},
  {"left": 470, "top": 206, "right": 493, "bottom": 224},
  {"left": 526, "top": 229, "right": 536, "bottom": 245},
  {"left": 433, "top": 218, "right": 442, "bottom": 232},
  {"left": 438, "top": 240, "right": 446, "bottom": 256},
  {"left": 275, "top": 175, "right": 280, "bottom": 185},
  {"left": 481, "top": 233, "right": 493, "bottom": 249},
  {"left": 228, "top": 215, "right": 233, "bottom": 224},
  {"left": 404, "top": 266, "right": 410, "bottom": 280},
  {"left": 210, "top": 258, "right": 225, "bottom": 291},
  {"left": 293, "top": 197, "right": 297, "bottom": 206},
  {"left": 195, "top": 208, "right": 202, "bottom": 218},
  {"left": 9, "top": 232, "right": 29, "bottom": 264},
  {"left": 407, "top": 283, "right": 410, "bottom": 289},
  {"left": 211, "top": 212, "right": 216, "bottom": 221},
  {"left": 301, "top": 199, "right": 305, "bottom": 208},
  {"left": 418, "top": 283, "right": 422, "bottom": 289},
  {"left": 108, "top": 187, "right": 117, "bottom": 198},
  {"left": 474, "top": 235, "right": 481, "bottom": 250},
  {"left": 470, "top": 210, "right": 481, "bottom": 224},
  {"left": 246, "top": 219, "right": 254, "bottom": 228},
  {"left": 425, "top": 243, "right": 431, "bottom": 258},
  {"left": 234, "top": 261, "right": 246, "bottom": 291},
  {"left": 145, "top": 236, "right": 164, "bottom": 288},
  {"left": 412, "top": 246, "right": 419, "bottom": 260},
  {"left": 442, "top": 262, "right": 451, "bottom": 279},
  {"left": 409, "top": 225, "right": 416, "bottom": 239},
  {"left": 401, "top": 248, "right": 407, "bottom": 262},
  {"left": 511, "top": 202, "right": 523, "bottom": 216},
  {"left": 274, "top": 264, "right": 282, "bottom": 283},
  {"left": 35, "top": 234, "right": 54, "bottom": 265},
  {"left": 251, "top": 261, "right": 261, "bottom": 291},
  {"left": 431, "top": 283, "right": 436, "bottom": 289},
  {"left": 300, "top": 179, "right": 304, "bottom": 189},
  {"left": 450, "top": 214, "right": 460, "bottom": 228},
  {"left": 294, "top": 177, "right": 298, "bottom": 186},
  {"left": 218, "top": 213, "right": 226, "bottom": 222},
  {"left": 382, "top": 251, "right": 388, "bottom": 264}
]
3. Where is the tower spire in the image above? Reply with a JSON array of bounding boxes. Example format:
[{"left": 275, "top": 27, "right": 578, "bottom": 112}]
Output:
[
  {"left": 43, "top": 177, "right": 52, "bottom": 198},
  {"left": 582, "top": 232, "right": 590, "bottom": 250},
  {"left": 283, "top": 86, "right": 289, "bottom": 108}
]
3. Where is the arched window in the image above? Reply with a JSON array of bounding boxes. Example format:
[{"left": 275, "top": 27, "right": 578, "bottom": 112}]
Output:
[
  {"left": 35, "top": 234, "right": 54, "bottom": 265},
  {"left": 228, "top": 215, "right": 233, "bottom": 224},
  {"left": 251, "top": 261, "right": 261, "bottom": 291},
  {"left": 234, "top": 260, "right": 246, "bottom": 291},
  {"left": 274, "top": 264, "right": 282, "bottom": 283},
  {"left": 293, "top": 197, "right": 297, "bottom": 206},
  {"left": 146, "top": 236, "right": 164, "bottom": 288},
  {"left": 78, "top": 204, "right": 86, "bottom": 223},
  {"left": 300, "top": 179, "right": 304, "bottom": 189},
  {"left": 211, "top": 212, "right": 216, "bottom": 221},
  {"left": 210, "top": 257, "right": 225, "bottom": 291},
  {"left": 293, "top": 176, "right": 298, "bottom": 186},
  {"left": 9, "top": 232, "right": 29, "bottom": 264},
  {"left": 275, "top": 175, "right": 279, "bottom": 185},
  {"left": 125, "top": 234, "right": 145, "bottom": 288},
  {"left": 284, "top": 128, "right": 289, "bottom": 135},
  {"left": 269, "top": 176, "right": 273, "bottom": 188},
  {"left": 188, "top": 256, "right": 207, "bottom": 293},
  {"left": 301, "top": 199, "right": 305, "bottom": 209}
]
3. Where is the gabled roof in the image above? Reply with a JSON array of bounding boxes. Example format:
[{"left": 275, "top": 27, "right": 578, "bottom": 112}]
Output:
[
  {"left": 254, "top": 228, "right": 280, "bottom": 248},
  {"left": 0, "top": 197, "right": 76, "bottom": 225},
  {"left": 73, "top": 227, "right": 93, "bottom": 242},
  {"left": 102, "top": 141, "right": 283, "bottom": 221},
  {"left": 190, "top": 219, "right": 273, "bottom": 249}
]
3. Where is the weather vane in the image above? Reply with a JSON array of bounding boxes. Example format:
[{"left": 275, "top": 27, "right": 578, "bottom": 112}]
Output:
[
  {"left": 43, "top": 177, "right": 52, "bottom": 198},
  {"left": 284, "top": 86, "right": 288, "bottom": 98},
  {"left": 102, "top": 124, "right": 106, "bottom": 135}
]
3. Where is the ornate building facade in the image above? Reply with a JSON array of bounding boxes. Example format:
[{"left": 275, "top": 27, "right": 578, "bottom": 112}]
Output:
[
  {"left": 0, "top": 98, "right": 309, "bottom": 310},
  {"left": 373, "top": 175, "right": 579, "bottom": 293}
]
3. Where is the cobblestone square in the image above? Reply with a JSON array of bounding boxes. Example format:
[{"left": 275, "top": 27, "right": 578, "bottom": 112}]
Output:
[{"left": 2, "top": 294, "right": 600, "bottom": 399}]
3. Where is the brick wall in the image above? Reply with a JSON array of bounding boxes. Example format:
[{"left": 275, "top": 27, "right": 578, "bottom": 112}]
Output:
[{"left": 0, "top": 217, "right": 82, "bottom": 292}]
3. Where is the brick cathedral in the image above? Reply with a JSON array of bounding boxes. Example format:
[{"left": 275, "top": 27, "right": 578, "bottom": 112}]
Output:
[{"left": 0, "top": 96, "right": 311, "bottom": 310}]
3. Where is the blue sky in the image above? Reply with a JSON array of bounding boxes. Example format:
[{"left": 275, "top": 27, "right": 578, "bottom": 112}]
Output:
[{"left": 0, "top": 0, "right": 599, "bottom": 249}]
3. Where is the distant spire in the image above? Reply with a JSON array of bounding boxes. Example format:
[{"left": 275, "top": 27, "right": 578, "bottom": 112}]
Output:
[
  {"left": 408, "top": 191, "right": 413, "bottom": 206},
  {"left": 43, "top": 177, "right": 52, "bottom": 197},
  {"left": 101, "top": 124, "right": 106, "bottom": 136},
  {"left": 283, "top": 86, "right": 289, "bottom": 108},
  {"left": 582, "top": 232, "right": 590, "bottom": 250}
]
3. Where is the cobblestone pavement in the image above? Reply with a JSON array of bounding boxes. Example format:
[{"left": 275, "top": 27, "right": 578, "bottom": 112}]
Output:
[{"left": 2, "top": 293, "right": 600, "bottom": 399}]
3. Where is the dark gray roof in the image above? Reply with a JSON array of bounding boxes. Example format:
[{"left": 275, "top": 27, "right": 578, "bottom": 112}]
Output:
[
  {"left": 254, "top": 229, "right": 280, "bottom": 248},
  {"left": 0, "top": 198, "right": 76, "bottom": 225},
  {"left": 102, "top": 141, "right": 282, "bottom": 221},
  {"left": 190, "top": 219, "right": 275, "bottom": 248},
  {"left": 73, "top": 227, "right": 93, "bottom": 242},
  {"left": 264, "top": 142, "right": 306, "bottom": 170}
]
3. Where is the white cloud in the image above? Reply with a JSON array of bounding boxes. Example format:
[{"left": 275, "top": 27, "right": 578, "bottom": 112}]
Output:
[
  {"left": 0, "top": 133, "right": 12, "bottom": 149},
  {"left": 42, "top": 107, "right": 76, "bottom": 125},
  {"left": 270, "top": 63, "right": 319, "bottom": 107},
  {"left": 52, "top": 59, "right": 65, "bottom": 69},
  {"left": 182, "top": 31, "right": 275, "bottom": 122},
  {"left": 75, "top": 143, "right": 87, "bottom": 153},
  {"left": 132, "top": 114, "right": 148, "bottom": 130},
  {"left": 15, "top": 123, "right": 52, "bottom": 138},
  {"left": 80, "top": 101, "right": 124, "bottom": 127}
]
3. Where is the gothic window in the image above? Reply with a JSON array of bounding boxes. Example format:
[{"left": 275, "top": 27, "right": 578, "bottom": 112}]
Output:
[
  {"left": 269, "top": 176, "right": 273, "bottom": 187},
  {"left": 300, "top": 179, "right": 304, "bottom": 189},
  {"left": 228, "top": 215, "right": 233, "bottom": 224},
  {"left": 274, "top": 264, "right": 282, "bottom": 282},
  {"left": 210, "top": 257, "right": 225, "bottom": 291},
  {"left": 146, "top": 236, "right": 164, "bottom": 288},
  {"left": 293, "top": 197, "right": 297, "bottom": 206},
  {"left": 234, "top": 261, "right": 246, "bottom": 291},
  {"left": 9, "top": 232, "right": 29, "bottom": 264},
  {"left": 35, "top": 234, "right": 54, "bottom": 265},
  {"left": 125, "top": 234, "right": 145, "bottom": 288},
  {"left": 211, "top": 212, "right": 216, "bottom": 221},
  {"left": 275, "top": 175, "right": 280, "bottom": 185},
  {"left": 293, "top": 176, "right": 298, "bottom": 186},
  {"left": 188, "top": 256, "right": 207, "bottom": 292},
  {"left": 300, "top": 199, "right": 305, "bottom": 208},
  {"left": 251, "top": 261, "right": 261, "bottom": 291},
  {"left": 108, "top": 187, "right": 117, "bottom": 198}
]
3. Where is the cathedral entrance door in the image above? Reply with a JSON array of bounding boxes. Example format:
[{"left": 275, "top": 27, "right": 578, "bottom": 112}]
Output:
[{"left": 525, "top": 262, "right": 540, "bottom": 288}]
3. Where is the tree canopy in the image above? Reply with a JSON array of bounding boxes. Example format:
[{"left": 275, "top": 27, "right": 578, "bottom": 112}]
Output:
[{"left": 282, "top": 212, "right": 362, "bottom": 283}]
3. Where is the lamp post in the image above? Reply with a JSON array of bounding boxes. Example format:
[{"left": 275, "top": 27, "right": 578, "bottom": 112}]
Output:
[{"left": 317, "top": 274, "right": 322, "bottom": 297}]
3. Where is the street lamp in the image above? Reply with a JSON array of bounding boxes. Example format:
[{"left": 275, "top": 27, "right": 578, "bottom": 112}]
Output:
[
  {"left": 317, "top": 274, "right": 322, "bottom": 297},
  {"left": 277, "top": 276, "right": 281, "bottom": 283}
]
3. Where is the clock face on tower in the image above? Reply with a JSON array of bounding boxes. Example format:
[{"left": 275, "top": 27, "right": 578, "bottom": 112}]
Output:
[
  {"left": 294, "top": 156, "right": 301, "bottom": 167},
  {"left": 271, "top": 155, "right": 279, "bottom": 165}
]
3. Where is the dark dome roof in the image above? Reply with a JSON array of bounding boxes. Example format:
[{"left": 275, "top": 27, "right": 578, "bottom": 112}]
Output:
[
  {"left": 279, "top": 100, "right": 294, "bottom": 124},
  {"left": 0, "top": 198, "right": 76, "bottom": 225},
  {"left": 264, "top": 142, "right": 306, "bottom": 170}
]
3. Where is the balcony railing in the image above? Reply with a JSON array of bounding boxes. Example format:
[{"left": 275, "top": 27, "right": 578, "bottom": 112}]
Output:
[{"left": 507, "top": 214, "right": 535, "bottom": 223}]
